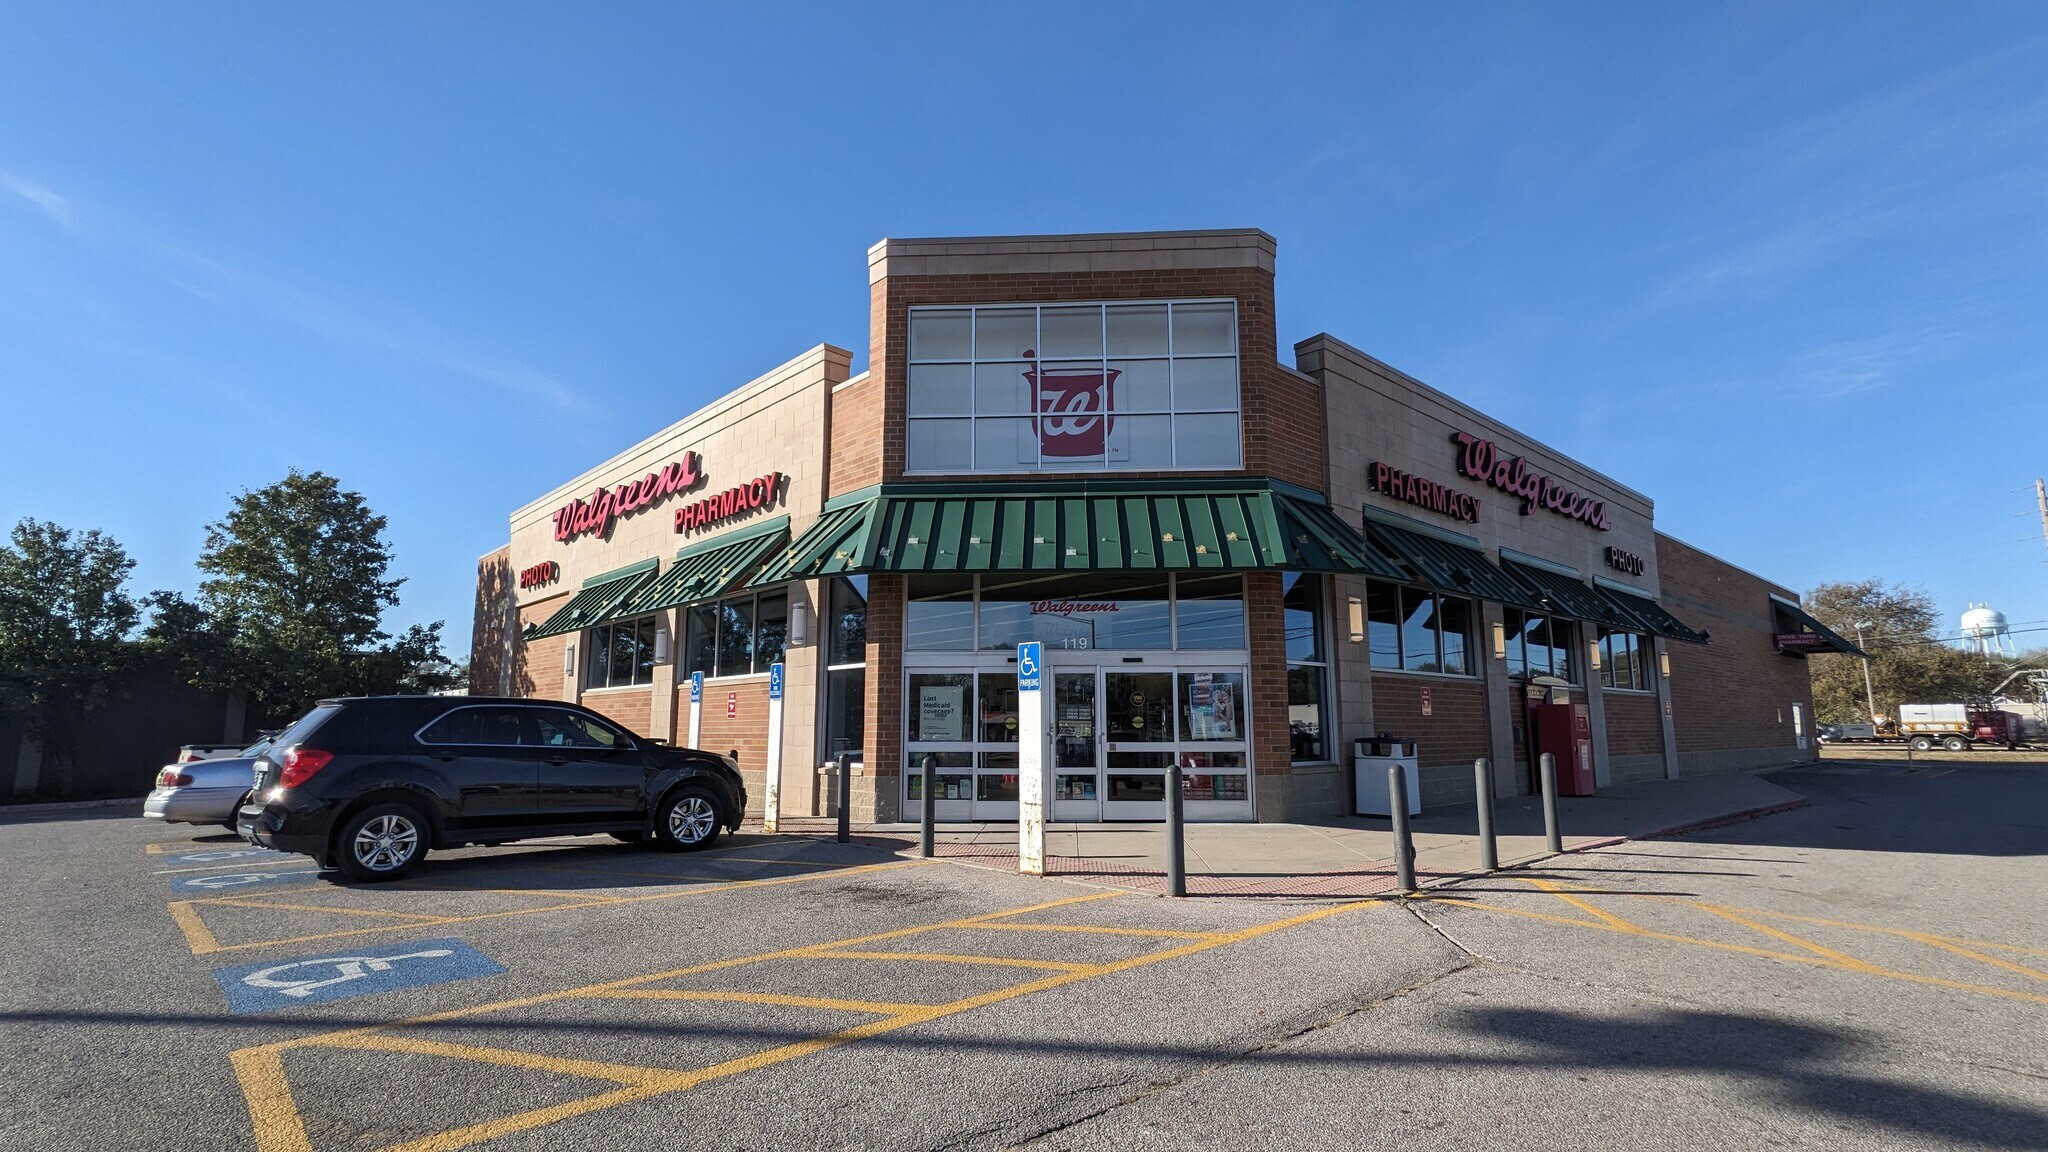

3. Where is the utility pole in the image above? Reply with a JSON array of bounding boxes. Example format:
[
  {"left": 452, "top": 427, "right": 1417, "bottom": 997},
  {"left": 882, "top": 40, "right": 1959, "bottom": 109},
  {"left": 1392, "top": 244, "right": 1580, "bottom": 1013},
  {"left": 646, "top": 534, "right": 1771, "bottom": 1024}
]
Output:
[
  {"left": 2036, "top": 479, "right": 2048, "bottom": 562},
  {"left": 1855, "top": 621, "right": 1879, "bottom": 725}
]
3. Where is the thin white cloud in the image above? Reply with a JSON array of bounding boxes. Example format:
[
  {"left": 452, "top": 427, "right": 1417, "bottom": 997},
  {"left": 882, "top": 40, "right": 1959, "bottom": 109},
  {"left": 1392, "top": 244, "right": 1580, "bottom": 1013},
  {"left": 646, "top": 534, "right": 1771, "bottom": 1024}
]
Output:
[
  {"left": 0, "top": 164, "right": 588, "bottom": 412},
  {"left": 0, "top": 168, "right": 73, "bottom": 228}
]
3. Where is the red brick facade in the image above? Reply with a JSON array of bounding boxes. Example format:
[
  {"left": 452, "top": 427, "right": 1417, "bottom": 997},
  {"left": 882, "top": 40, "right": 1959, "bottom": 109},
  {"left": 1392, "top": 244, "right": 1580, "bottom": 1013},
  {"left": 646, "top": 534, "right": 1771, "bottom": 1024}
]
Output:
[
  {"left": 1603, "top": 692, "right": 1664, "bottom": 759},
  {"left": 860, "top": 574, "right": 906, "bottom": 821},
  {"left": 1657, "top": 532, "right": 1819, "bottom": 773},
  {"left": 582, "top": 688, "right": 654, "bottom": 740},
  {"left": 469, "top": 546, "right": 514, "bottom": 696},
  {"left": 1244, "top": 572, "right": 1293, "bottom": 779},
  {"left": 694, "top": 679, "right": 773, "bottom": 815},
  {"left": 1372, "top": 676, "right": 1491, "bottom": 768},
  {"left": 515, "top": 594, "right": 571, "bottom": 701}
]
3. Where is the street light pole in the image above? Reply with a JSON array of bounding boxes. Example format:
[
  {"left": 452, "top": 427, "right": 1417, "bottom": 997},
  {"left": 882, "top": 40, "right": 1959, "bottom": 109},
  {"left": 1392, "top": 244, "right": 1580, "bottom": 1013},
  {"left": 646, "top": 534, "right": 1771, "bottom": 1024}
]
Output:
[{"left": 1855, "top": 621, "right": 1878, "bottom": 723}]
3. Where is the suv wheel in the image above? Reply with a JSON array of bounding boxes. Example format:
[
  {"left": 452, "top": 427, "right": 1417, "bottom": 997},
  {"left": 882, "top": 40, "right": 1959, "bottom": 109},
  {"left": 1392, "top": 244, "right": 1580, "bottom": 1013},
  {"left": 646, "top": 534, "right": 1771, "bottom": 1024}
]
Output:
[
  {"left": 653, "top": 787, "right": 722, "bottom": 852},
  {"left": 335, "top": 803, "right": 429, "bottom": 882}
]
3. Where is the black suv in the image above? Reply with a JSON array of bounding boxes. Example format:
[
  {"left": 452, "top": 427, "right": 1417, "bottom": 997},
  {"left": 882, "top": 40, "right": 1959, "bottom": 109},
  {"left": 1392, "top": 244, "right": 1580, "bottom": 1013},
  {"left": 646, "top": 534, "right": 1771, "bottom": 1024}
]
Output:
[{"left": 237, "top": 696, "right": 747, "bottom": 882}]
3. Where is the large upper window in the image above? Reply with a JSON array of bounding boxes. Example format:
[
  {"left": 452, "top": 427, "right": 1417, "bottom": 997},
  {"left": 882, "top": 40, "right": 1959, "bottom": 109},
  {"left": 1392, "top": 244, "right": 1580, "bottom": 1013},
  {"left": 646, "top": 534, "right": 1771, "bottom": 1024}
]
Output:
[
  {"left": 1283, "top": 573, "right": 1330, "bottom": 762},
  {"left": 906, "top": 300, "right": 1242, "bottom": 473},
  {"left": 1365, "top": 581, "right": 1473, "bottom": 676},
  {"left": 684, "top": 589, "right": 788, "bottom": 679}
]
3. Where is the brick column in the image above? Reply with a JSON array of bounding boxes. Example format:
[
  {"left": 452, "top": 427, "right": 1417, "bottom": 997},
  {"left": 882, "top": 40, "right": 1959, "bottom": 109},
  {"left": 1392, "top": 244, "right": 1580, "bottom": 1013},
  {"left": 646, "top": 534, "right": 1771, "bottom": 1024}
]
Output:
[
  {"left": 1245, "top": 571, "right": 1293, "bottom": 820},
  {"left": 862, "top": 573, "right": 905, "bottom": 822}
]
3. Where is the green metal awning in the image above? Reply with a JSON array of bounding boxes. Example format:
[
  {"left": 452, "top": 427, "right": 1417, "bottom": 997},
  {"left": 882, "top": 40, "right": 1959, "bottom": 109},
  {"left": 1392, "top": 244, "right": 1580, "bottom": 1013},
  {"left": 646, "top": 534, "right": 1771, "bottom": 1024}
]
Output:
[
  {"left": 751, "top": 480, "right": 1404, "bottom": 580},
  {"left": 618, "top": 517, "right": 791, "bottom": 616},
  {"left": 751, "top": 499, "right": 875, "bottom": 585},
  {"left": 1502, "top": 558, "right": 1638, "bottom": 629},
  {"left": 1769, "top": 594, "right": 1863, "bottom": 656},
  {"left": 1597, "top": 582, "right": 1711, "bottom": 646},
  {"left": 524, "top": 559, "right": 660, "bottom": 640},
  {"left": 1364, "top": 517, "right": 1547, "bottom": 611}
]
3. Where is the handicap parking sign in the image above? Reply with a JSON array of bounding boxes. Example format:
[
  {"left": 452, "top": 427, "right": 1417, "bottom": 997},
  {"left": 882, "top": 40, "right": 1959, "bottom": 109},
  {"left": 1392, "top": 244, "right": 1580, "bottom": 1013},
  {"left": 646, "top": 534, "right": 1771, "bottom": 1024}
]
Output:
[
  {"left": 1017, "top": 642, "right": 1042, "bottom": 692},
  {"left": 171, "top": 869, "right": 315, "bottom": 895},
  {"left": 213, "top": 937, "right": 504, "bottom": 1014},
  {"left": 690, "top": 671, "right": 703, "bottom": 703},
  {"left": 768, "top": 662, "right": 784, "bottom": 701}
]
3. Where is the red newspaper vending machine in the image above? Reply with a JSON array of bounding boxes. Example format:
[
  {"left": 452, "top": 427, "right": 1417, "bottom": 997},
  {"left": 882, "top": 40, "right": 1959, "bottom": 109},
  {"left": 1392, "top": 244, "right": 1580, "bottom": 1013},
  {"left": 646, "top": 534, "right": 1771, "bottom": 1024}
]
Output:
[{"left": 1529, "top": 702, "right": 1596, "bottom": 796}]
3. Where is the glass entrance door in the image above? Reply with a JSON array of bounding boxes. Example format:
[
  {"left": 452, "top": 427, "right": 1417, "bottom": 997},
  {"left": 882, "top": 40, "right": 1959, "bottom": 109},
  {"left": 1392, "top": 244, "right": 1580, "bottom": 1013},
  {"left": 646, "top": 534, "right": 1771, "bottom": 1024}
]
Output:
[
  {"left": 1051, "top": 671, "right": 1100, "bottom": 821},
  {"left": 1103, "top": 670, "right": 1177, "bottom": 820}
]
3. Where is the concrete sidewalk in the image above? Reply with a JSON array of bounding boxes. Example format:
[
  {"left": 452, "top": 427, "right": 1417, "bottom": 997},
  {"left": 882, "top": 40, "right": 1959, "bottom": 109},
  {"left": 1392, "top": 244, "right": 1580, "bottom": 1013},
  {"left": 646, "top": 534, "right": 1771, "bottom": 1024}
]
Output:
[{"left": 777, "top": 771, "right": 1806, "bottom": 897}]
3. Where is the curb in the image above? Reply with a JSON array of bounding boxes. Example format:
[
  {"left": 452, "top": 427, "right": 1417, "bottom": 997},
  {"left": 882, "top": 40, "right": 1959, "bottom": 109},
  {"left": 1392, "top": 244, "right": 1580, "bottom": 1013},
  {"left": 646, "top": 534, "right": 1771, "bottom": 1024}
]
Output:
[{"left": 0, "top": 795, "right": 147, "bottom": 816}]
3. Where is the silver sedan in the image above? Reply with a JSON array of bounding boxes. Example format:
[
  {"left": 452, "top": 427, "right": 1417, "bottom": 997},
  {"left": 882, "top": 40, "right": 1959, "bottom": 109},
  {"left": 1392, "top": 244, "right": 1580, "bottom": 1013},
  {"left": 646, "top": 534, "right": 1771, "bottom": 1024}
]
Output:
[{"left": 143, "top": 740, "right": 271, "bottom": 827}]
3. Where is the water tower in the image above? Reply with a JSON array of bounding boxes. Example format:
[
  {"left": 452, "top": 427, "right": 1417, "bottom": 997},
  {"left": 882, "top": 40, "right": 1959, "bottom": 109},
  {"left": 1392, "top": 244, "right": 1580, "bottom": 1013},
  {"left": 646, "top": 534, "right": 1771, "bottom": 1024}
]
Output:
[{"left": 1961, "top": 603, "right": 2015, "bottom": 657}]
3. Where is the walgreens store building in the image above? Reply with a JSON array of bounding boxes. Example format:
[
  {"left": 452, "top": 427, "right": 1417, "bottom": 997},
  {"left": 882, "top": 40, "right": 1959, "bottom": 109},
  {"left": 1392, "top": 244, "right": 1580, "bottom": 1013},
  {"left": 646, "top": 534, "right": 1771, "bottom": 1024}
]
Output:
[{"left": 472, "top": 230, "right": 1853, "bottom": 824}]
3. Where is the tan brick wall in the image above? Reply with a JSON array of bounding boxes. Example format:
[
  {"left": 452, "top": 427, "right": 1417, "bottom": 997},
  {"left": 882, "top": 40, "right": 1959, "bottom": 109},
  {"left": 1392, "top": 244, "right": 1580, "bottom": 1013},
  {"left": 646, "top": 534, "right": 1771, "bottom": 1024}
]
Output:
[
  {"left": 581, "top": 688, "right": 654, "bottom": 740},
  {"left": 515, "top": 594, "right": 571, "bottom": 701},
  {"left": 697, "top": 679, "right": 772, "bottom": 815},
  {"left": 1602, "top": 691, "right": 1663, "bottom": 758},
  {"left": 470, "top": 546, "right": 514, "bottom": 695},
  {"left": 855, "top": 265, "right": 1327, "bottom": 496},
  {"left": 1657, "top": 532, "right": 1818, "bottom": 773}
]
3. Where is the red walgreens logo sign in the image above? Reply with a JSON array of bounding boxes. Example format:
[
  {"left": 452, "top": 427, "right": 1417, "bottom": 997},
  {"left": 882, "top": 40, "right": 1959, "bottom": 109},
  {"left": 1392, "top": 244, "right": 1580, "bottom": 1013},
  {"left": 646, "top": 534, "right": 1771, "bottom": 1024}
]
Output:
[
  {"left": 1027, "top": 354, "right": 1119, "bottom": 457},
  {"left": 517, "top": 561, "right": 560, "bottom": 589},
  {"left": 554, "top": 454, "right": 704, "bottom": 543},
  {"left": 1452, "top": 432, "right": 1610, "bottom": 531}
]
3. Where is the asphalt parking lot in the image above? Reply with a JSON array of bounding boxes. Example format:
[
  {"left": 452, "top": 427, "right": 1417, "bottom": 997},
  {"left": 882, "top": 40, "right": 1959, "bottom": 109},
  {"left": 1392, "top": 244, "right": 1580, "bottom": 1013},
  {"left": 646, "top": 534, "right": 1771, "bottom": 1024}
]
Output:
[{"left": 4, "top": 756, "right": 2045, "bottom": 1151}]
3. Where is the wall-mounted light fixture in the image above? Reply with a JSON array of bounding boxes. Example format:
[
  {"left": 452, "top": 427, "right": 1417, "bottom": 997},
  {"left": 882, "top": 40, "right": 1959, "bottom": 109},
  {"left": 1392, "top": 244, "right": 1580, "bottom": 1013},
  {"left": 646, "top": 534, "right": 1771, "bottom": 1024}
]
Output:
[
  {"left": 1347, "top": 597, "right": 1364, "bottom": 643},
  {"left": 1491, "top": 621, "right": 1508, "bottom": 660},
  {"left": 1659, "top": 650, "right": 1671, "bottom": 678},
  {"left": 789, "top": 599, "right": 811, "bottom": 647},
  {"left": 652, "top": 622, "right": 672, "bottom": 665},
  {"left": 1588, "top": 639, "right": 1602, "bottom": 671},
  {"left": 563, "top": 642, "right": 576, "bottom": 677}
]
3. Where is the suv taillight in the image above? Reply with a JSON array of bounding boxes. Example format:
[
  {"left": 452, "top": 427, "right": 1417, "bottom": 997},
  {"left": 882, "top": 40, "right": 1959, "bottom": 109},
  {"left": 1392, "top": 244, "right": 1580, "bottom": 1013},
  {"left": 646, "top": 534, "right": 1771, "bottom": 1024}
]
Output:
[
  {"left": 158, "top": 769, "right": 193, "bottom": 788},
  {"left": 277, "top": 747, "right": 333, "bottom": 789}
]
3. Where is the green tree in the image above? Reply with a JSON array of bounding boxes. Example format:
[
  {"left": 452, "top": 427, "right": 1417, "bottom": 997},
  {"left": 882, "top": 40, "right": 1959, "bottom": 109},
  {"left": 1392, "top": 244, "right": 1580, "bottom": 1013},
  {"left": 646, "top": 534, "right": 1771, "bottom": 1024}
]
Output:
[
  {"left": 155, "top": 470, "right": 444, "bottom": 717},
  {"left": 1802, "top": 579, "right": 2000, "bottom": 725},
  {"left": 0, "top": 519, "right": 140, "bottom": 793}
]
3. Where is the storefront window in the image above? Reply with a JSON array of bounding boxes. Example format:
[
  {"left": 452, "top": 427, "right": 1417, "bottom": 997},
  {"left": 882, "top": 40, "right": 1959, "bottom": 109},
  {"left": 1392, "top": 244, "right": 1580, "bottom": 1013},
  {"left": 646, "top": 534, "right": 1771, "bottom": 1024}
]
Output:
[
  {"left": 828, "top": 576, "right": 867, "bottom": 666},
  {"left": 979, "top": 572, "right": 1170, "bottom": 651},
  {"left": 823, "top": 667, "right": 865, "bottom": 762},
  {"left": 584, "top": 616, "right": 657, "bottom": 690},
  {"left": 906, "top": 574, "right": 974, "bottom": 651},
  {"left": 1365, "top": 579, "right": 1475, "bottom": 677},
  {"left": 1282, "top": 573, "right": 1329, "bottom": 761},
  {"left": 1505, "top": 609, "right": 1578, "bottom": 683},
  {"left": 823, "top": 576, "right": 868, "bottom": 764},
  {"left": 907, "top": 672, "right": 973, "bottom": 743},
  {"left": 903, "top": 573, "right": 1248, "bottom": 652},
  {"left": 1174, "top": 574, "right": 1245, "bottom": 649},
  {"left": 905, "top": 300, "right": 1242, "bottom": 473},
  {"left": 683, "top": 589, "right": 789, "bottom": 678},
  {"left": 1599, "top": 629, "right": 1649, "bottom": 691}
]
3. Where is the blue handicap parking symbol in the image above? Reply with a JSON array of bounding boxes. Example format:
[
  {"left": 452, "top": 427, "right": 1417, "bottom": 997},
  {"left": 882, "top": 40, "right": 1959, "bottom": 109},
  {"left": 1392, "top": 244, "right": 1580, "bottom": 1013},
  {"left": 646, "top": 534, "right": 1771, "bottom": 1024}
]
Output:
[
  {"left": 768, "top": 662, "right": 784, "bottom": 701},
  {"left": 1017, "top": 642, "right": 1043, "bottom": 692},
  {"left": 165, "top": 847, "right": 287, "bottom": 867},
  {"left": 170, "top": 868, "right": 317, "bottom": 895},
  {"left": 213, "top": 937, "right": 504, "bottom": 1014},
  {"left": 690, "top": 671, "right": 703, "bottom": 703}
]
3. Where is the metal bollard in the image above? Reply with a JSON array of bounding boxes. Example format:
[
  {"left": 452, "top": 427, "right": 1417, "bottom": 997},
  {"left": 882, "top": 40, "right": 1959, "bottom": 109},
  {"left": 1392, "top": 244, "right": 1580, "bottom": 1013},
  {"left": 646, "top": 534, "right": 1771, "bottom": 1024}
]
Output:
[
  {"left": 1539, "top": 752, "right": 1562, "bottom": 854},
  {"left": 1389, "top": 763, "right": 1416, "bottom": 893},
  {"left": 1474, "top": 757, "right": 1498, "bottom": 872},
  {"left": 836, "top": 757, "right": 852, "bottom": 844},
  {"left": 919, "top": 756, "right": 935, "bottom": 858},
  {"left": 1165, "top": 765, "right": 1186, "bottom": 897}
]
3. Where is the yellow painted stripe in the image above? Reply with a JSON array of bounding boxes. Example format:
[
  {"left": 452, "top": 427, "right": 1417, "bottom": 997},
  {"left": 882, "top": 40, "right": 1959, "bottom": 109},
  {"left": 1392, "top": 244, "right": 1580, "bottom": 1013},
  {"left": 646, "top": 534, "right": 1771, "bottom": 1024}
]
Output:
[
  {"left": 230, "top": 1046, "right": 313, "bottom": 1152},
  {"left": 166, "top": 900, "right": 225, "bottom": 955},
  {"left": 805, "top": 950, "right": 1091, "bottom": 972},
  {"left": 977, "top": 923, "right": 1224, "bottom": 940},
  {"left": 1700, "top": 903, "right": 2048, "bottom": 961},
  {"left": 318, "top": 894, "right": 1384, "bottom": 1152},
  {"left": 586, "top": 990, "right": 928, "bottom": 1015},
  {"left": 1893, "top": 930, "right": 2048, "bottom": 983},
  {"left": 206, "top": 899, "right": 452, "bottom": 923},
  {"left": 180, "top": 858, "right": 928, "bottom": 956},
  {"left": 144, "top": 842, "right": 167, "bottom": 854},
  {"left": 1692, "top": 904, "right": 1888, "bottom": 973},
  {"left": 1523, "top": 878, "right": 1649, "bottom": 934},
  {"left": 324, "top": 1034, "right": 670, "bottom": 1087}
]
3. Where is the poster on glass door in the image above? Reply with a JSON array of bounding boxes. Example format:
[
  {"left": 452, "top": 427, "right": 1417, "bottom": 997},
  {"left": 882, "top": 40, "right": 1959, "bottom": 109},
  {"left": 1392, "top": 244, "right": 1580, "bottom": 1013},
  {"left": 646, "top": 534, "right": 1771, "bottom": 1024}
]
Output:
[
  {"left": 919, "top": 686, "right": 965, "bottom": 741},
  {"left": 1188, "top": 673, "right": 1240, "bottom": 740}
]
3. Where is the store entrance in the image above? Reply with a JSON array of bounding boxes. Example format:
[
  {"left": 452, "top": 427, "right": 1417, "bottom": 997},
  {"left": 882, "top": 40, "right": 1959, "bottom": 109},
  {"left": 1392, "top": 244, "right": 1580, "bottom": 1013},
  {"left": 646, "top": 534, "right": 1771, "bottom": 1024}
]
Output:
[{"left": 905, "top": 660, "right": 1251, "bottom": 823}]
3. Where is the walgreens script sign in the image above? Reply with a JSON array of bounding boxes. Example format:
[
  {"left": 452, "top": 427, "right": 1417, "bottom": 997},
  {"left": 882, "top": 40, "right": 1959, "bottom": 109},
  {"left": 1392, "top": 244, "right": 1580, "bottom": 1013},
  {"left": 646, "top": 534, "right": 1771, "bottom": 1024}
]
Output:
[
  {"left": 1027, "top": 358, "right": 1120, "bottom": 457},
  {"left": 552, "top": 454, "right": 704, "bottom": 543}
]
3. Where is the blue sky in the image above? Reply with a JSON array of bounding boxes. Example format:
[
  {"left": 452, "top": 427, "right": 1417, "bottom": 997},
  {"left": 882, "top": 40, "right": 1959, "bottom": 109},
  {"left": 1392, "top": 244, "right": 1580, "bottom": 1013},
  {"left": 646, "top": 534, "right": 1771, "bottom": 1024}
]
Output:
[{"left": 3, "top": 4, "right": 2044, "bottom": 659}]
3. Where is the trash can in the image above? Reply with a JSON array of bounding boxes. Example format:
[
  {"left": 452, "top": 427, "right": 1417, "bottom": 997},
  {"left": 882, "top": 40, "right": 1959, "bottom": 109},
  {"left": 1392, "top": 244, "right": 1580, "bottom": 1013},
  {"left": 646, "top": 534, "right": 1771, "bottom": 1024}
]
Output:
[{"left": 1354, "top": 736, "right": 1420, "bottom": 817}]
